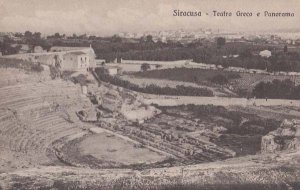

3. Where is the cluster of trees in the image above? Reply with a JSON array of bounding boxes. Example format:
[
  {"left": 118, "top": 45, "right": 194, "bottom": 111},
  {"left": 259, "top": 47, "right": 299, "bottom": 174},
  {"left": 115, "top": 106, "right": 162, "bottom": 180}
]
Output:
[
  {"left": 141, "top": 63, "right": 151, "bottom": 71},
  {"left": 0, "top": 58, "right": 43, "bottom": 72},
  {"left": 92, "top": 39, "right": 183, "bottom": 62},
  {"left": 94, "top": 40, "right": 263, "bottom": 62},
  {"left": 252, "top": 79, "right": 300, "bottom": 99},
  {"left": 95, "top": 69, "right": 213, "bottom": 96},
  {"left": 1, "top": 31, "right": 51, "bottom": 54},
  {"left": 23, "top": 31, "right": 51, "bottom": 50},
  {"left": 209, "top": 74, "right": 229, "bottom": 85},
  {"left": 266, "top": 52, "right": 300, "bottom": 72},
  {"left": 0, "top": 38, "right": 21, "bottom": 55}
]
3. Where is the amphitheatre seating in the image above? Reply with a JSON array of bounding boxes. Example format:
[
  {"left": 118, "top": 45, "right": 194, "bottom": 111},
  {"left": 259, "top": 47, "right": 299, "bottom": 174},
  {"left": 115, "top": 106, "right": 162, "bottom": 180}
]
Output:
[{"left": 0, "top": 75, "right": 86, "bottom": 170}]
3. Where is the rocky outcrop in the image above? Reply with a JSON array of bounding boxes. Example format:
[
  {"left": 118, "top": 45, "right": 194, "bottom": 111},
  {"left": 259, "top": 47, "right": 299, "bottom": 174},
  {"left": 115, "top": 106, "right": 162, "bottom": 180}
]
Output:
[{"left": 261, "top": 119, "right": 300, "bottom": 153}]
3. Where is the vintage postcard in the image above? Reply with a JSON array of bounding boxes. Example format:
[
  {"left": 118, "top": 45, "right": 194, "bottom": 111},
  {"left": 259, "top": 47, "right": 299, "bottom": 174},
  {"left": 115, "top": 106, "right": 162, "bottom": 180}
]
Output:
[{"left": 0, "top": 0, "right": 300, "bottom": 189}]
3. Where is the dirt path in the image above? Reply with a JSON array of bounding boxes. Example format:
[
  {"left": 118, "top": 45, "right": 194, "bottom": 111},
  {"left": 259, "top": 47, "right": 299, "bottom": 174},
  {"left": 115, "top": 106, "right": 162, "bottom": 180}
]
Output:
[{"left": 143, "top": 95, "right": 300, "bottom": 107}]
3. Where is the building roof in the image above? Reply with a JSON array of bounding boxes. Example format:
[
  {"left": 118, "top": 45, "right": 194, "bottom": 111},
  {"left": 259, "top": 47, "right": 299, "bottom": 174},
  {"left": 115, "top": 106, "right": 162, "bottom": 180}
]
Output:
[
  {"left": 259, "top": 50, "right": 272, "bottom": 58},
  {"left": 50, "top": 46, "right": 87, "bottom": 51},
  {"left": 106, "top": 66, "right": 121, "bottom": 69},
  {"left": 64, "top": 51, "right": 87, "bottom": 56}
]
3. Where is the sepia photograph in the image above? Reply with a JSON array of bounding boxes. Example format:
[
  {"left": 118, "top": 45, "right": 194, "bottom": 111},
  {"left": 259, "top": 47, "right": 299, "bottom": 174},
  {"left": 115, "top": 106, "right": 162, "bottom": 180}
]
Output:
[{"left": 0, "top": 0, "right": 300, "bottom": 189}]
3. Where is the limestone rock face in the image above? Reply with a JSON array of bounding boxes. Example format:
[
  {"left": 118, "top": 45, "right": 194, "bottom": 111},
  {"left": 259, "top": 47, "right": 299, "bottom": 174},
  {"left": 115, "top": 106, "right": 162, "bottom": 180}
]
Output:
[
  {"left": 261, "top": 134, "right": 282, "bottom": 153},
  {"left": 261, "top": 119, "right": 300, "bottom": 153}
]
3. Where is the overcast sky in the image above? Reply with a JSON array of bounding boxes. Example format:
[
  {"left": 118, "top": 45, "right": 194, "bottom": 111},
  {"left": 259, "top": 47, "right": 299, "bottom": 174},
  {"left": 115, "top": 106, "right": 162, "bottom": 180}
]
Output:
[{"left": 0, "top": 0, "right": 299, "bottom": 36}]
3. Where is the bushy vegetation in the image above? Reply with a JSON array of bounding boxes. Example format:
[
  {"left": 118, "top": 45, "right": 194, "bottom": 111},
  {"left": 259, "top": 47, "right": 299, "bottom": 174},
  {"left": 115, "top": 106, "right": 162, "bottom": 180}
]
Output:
[
  {"left": 267, "top": 52, "right": 300, "bottom": 72},
  {"left": 30, "top": 62, "right": 44, "bottom": 72},
  {"left": 141, "top": 63, "right": 151, "bottom": 71},
  {"left": 134, "top": 67, "right": 241, "bottom": 85},
  {"left": 158, "top": 104, "right": 280, "bottom": 135},
  {"left": 0, "top": 40, "right": 22, "bottom": 55},
  {"left": 252, "top": 79, "right": 300, "bottom": 99},
  {"left": 71, "top": 74, "right": 90, "bottom": 85},
  {"left": 0, "top": 58, "right": 44, "bottom": 72},
  {"left": 95, "top": 69, "right": 213, "bottom": 96},
  {"left": 49, "top": 65, "right": 61, "bottom": 79},
  {"left": 209, "top": 74, "right": 229, "bottom": 85},
  {"left": 61, "top": 71, "right": 76, "bottom": 80},
  {"left": 209, "top": 73, "right": 241, "bottom": 85},
  {"left": 91, "top": 39, "right": 300, "bottom": 72}
]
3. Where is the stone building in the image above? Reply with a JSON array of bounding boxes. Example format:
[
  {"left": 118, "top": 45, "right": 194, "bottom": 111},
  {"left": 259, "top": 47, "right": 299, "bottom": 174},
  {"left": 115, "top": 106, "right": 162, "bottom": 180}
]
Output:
[{"left": 62, "top": 51, "right": 90, "bottom": 71}]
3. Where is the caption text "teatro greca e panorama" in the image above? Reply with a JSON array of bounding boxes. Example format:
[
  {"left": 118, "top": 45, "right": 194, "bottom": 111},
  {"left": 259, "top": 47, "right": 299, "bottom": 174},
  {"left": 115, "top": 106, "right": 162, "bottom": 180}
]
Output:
[{"left": 173, "top": 10, "right": 295, "bottom": 17}]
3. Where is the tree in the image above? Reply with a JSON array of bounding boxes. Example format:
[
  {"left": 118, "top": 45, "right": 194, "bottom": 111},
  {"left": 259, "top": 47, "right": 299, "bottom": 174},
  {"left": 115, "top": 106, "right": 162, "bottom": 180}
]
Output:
[
  {"left": 284, "top": 45, "right": 288, "bottom": 53},
  {"left": 155, "top": 64, "right": 162, "bottom": 69},
  {"left": 240, "top": 49, "right": 252, "bottom": 59},
  {"left": 89, "top": 35, "right": 96, "bottom": 40},
  {"left": 216, "top": 37, "right": 226, "bottom": 47},
  {"left": 111, "top": 35, "right": 122, "bottom": 43},
  {"left": 0, "top": 38, "right": 21, "bottom": 55},
  {"left": 79, "top": 34, "right": 87, "bottom": 39},
  {"left": 33, "top": 32, "right": 41, "bottom": 39},
  {"left": 141, "top": 63, "right": 151, "bottom": 71},
  {"left": 146, "top": 35, "right": 154, "bottom": 43},
  {"left": 14, "top": 32, "right": 23, "bottom": 37},
  {"left": 210, "top": 74, "right": 228, "bottom": 85},
  {"left": 54, "top": 33, "right": 61, "bottom": 39},
  {"left": 24, "top": 31, "right": 33, "bottom": 39}
]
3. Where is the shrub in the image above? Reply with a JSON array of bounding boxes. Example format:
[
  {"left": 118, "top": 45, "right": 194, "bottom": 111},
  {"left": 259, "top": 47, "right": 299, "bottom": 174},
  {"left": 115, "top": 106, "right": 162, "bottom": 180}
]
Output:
[
  {"left": 30, "top": 63, "right": 44, "bottom": 72},
  {"left": 210, "top": 74, "right": 229, "bottom": 85},
  {"left": 141, "top": 63, "right": 151, "bottom": 71},
  {"left": 227, "top": 72, "right": 241, "bottom": 79},
  {"left": 94, "top": 68, "right": 213, "bottom": 97},
  {"left": 0, "top": 58, "right": 44, "bottom": 72},
  {"left": 72, "top": 74, "right": 89, "bottom": 85},
  {"left": 252, "top": 79, "right": 300, "bottom": 99}
]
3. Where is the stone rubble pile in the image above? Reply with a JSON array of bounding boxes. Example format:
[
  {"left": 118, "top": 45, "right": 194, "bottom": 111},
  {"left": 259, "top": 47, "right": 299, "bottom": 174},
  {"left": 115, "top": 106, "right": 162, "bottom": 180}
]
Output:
[{"left": 261, "top": 119, "right": 300, "bottom": 153}]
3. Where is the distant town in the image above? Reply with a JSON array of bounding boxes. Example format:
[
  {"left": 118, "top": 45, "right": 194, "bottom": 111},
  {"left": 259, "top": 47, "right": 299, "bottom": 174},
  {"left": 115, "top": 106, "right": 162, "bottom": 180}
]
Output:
[
  {"left": 2, "top": 28, "right": 300, "bottom": 74},
  {"left": 1, "top": 28, "right": 300, "bottom": 50}
]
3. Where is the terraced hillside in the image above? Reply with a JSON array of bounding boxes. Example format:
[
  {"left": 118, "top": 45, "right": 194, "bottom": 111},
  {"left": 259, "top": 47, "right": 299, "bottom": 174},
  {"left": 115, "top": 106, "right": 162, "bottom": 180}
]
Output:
[{"left": 0, "top": 68, "right": 92, "bottom": 172}]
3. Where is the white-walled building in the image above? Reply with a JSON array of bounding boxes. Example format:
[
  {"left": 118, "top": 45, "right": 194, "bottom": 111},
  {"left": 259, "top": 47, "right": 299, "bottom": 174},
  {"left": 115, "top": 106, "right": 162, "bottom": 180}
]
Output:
[
  {"left": 259, "top": 50, "right": 272, "bottom": 58},
  {"left": 62, "top": 51, "right": 90, "bottom": 71},
  {"left": 50, "top": 46, "right": 96, "bottom": 68},
  {"left": 4, "top": 46, "right": 96, "bottom": 72},
  {"left": 105, "top": 66, "right": 120, "bottom": 76},
  {"left": 33, "top": 46, "right": 45, "bottom": 53}
]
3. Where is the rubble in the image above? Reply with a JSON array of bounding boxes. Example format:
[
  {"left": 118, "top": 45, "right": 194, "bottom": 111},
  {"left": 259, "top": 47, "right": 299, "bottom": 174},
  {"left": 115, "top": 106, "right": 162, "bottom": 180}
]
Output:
[{"left": 261, "top": 119, "right": 300, "bottom": 153}]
